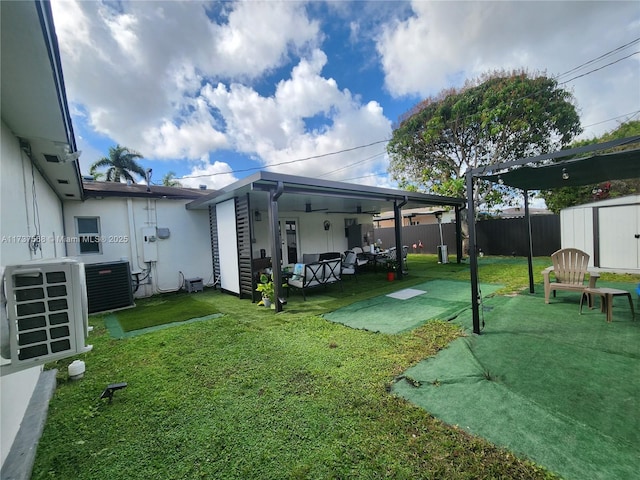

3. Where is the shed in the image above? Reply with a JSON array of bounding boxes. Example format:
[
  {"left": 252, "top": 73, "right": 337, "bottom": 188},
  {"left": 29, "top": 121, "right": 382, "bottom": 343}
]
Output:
[{"left": 561, "top": 194, "right": 639, "bottom": 272}]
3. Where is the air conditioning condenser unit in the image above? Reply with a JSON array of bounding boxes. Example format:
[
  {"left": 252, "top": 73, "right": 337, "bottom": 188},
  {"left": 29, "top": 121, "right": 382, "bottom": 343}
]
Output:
[{"left": 1, "top": 259, "right": 93, "bottom": 376}]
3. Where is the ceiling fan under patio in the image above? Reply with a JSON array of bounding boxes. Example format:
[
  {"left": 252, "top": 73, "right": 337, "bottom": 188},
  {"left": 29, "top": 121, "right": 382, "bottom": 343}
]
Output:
[
  {"left": 294, "top": 202, "right": 329, "bottom": 213},
  {"left": 326, "top": 206, "right": 379, "bottom": 215}
]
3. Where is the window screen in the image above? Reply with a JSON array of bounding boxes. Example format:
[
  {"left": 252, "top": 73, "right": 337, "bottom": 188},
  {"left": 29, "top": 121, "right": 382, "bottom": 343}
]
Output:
[{"left": 76, "top": 217, "right": 101, "bottom": 254}]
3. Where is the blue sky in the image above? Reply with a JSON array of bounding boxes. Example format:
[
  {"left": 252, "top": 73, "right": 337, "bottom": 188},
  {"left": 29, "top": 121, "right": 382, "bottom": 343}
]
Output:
[{"left": 51, "top": 1, "right": 640, "bottom": 192}]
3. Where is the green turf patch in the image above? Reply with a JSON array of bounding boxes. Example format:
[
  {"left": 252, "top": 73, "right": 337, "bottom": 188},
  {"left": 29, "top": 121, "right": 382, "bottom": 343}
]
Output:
[
  {"left": 104, "top": 312, "right": 224, "bottom": 338},
  {"left": 393, "top": 282, "right": 640, "bottom": 480},
  {"left": 323, "top": 279, "right": 503, "bottom": 334},
  {"left": 111, "top": 293, "right": 220, "bottom": 332}
]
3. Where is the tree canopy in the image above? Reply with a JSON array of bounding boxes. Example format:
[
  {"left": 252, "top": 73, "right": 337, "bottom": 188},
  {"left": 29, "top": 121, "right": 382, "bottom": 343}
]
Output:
[
  {"left": 387, "top": 70, "right": 582, "bottom": 210},
  {"left": 90, "top": 145, "right": 146, "bottom": 183},
  {"left": 162, "top": 171, "right": 182, "bottom": 187},
  {"left": 539, "top": 120, "right": 640, "bottom": 213}
]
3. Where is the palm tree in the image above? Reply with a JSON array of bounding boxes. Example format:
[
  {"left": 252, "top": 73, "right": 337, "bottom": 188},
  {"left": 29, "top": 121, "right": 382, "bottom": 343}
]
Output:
[
  {"left": 90, "top": 145, "right": 145, "bottom": 183},
  {"left": 162, "top": 171, "right": 182, "bottom": 187},
  {"left": 88, "top": 164, "right": 105, "bottom": 181}
]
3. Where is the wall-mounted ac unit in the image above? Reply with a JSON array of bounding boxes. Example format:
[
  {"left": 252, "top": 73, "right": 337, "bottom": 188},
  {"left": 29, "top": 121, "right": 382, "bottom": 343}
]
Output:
[{"left": 1, "top": 259, "right": 92, "bottom": 376}]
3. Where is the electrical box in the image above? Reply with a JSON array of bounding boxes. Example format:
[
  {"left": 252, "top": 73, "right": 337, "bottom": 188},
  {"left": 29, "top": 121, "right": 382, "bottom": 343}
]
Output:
[
  {"left": 157, "top": 228, "right": 170, "bottom": 239},
  {"left": 142, "top": 227, "right": 158, "bottom": 262},
  {"left": 184, "top": 277, "right": 203, "bottom": 293}
]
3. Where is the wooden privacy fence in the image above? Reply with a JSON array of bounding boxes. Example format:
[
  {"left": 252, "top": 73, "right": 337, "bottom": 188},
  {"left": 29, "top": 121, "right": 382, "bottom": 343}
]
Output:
[{"left": 373, "top": 215, "right": 560, "bottom": 257}]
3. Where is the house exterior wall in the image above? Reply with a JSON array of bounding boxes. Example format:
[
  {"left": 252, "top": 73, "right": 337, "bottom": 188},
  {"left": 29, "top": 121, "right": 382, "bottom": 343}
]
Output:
[
  {"left": 0, "top": 121, "right": 66, "bottom": 465},
  {"left": 63, "top": 196, "right": 213, "bottom": 297},
  {"left": 250, "top": 211, "right": 373, "bottom": 263},
  {"left": 561, "top": 195, "right": 640, "bottom": 272}
]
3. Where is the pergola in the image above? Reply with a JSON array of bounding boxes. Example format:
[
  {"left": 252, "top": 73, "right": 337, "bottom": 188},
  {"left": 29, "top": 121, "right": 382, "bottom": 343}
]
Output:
[{"left": 465, "top": 135, "right": 640, "bottom": 334}]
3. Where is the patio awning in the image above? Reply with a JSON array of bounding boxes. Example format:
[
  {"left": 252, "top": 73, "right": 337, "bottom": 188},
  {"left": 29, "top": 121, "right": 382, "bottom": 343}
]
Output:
[{"left": 186, "top": 171, "right": 466, "bottom": 212}]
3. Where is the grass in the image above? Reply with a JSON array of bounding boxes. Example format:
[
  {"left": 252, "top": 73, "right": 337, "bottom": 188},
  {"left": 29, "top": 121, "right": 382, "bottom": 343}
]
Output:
[{"left": 32, "top": 255, "right": 638, "bottom": 479}]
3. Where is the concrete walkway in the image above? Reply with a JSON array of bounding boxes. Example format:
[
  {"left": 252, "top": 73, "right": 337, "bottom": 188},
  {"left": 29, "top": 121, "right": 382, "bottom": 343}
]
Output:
[{"left": 1, "top": 369, "right": 57, "bottom": 480}]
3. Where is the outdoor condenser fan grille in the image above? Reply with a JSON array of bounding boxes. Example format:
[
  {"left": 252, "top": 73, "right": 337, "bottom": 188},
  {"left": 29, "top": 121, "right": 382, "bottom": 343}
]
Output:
[
  {"left": 84, "top": 261, "right": 134, "bottom": 313},
  {"left": 2, "top": 260, "right": 92, "bottom": 374}
]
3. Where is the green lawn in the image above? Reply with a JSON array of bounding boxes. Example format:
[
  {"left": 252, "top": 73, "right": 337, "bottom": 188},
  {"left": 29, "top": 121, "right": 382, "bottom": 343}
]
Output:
[{"left": 32, "top": 255, "right": 637, "bottom": 479}]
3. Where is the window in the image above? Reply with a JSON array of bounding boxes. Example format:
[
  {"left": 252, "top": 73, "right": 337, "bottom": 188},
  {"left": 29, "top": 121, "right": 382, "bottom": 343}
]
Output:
[{"left": 76, "top": 217, "right": 101, "bottom": 254}]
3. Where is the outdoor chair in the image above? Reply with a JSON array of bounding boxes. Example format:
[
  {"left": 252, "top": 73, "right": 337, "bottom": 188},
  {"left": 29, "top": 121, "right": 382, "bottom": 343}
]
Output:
[
  {"left": 341, "top": 251, "right": 359, "bottom": 280},
  {"left": 543, "top": 248, "right": 600, "bottom": 304},
  {"left": 350, "top": 247, "right": 370, "bottom": 268}
]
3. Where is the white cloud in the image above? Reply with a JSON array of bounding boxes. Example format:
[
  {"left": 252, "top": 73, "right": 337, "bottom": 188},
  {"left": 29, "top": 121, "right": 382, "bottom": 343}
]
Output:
[
  {"left": 51, "top": 0, "right": 321, "bottom": 161},
  {"left": 212, "top": 1, "right": 320, "bottom": 78},
  {"left": 201, "top": 49, "right": 392, "bottom": 181},
  {"left": 377, "top": 1, "right": 640, "bottom": 138},
  {"left": 179, "top": 161, "right": 238, "bottom": 191}
]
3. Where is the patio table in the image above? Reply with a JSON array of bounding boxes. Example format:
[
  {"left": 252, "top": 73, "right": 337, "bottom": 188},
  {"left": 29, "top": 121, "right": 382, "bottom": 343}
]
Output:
[
  {"left": 363, "top": 250, "right": 388, "bottom": 273},
  {"left": 579, "top": 287, "right": 636, "bottom": 323}
]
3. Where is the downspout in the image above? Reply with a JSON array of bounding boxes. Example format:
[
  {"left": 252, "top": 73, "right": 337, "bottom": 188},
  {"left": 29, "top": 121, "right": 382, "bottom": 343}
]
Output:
[
  {"left": 393, "top": 196, "right": 408, "bottom": 279},
  {"left": 466, "top": 172, "right": 481, "bottom": 335},
  {"left": 59, "top": 197, "right": 67, "bottom": 257},
  {"left": 268, "top": 182, "right": 284, "bottom": 312}
]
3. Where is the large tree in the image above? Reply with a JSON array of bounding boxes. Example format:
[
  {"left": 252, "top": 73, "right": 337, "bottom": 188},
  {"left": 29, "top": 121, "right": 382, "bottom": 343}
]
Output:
[
  {"left": 539, "top": 120, "right": 640, "bottom": 213},
  {"left": 90, "top": 145, "right": 146, "bottom": 183},
  {"left": 387, "top": 70, "right": 582, "bottom": 212}
]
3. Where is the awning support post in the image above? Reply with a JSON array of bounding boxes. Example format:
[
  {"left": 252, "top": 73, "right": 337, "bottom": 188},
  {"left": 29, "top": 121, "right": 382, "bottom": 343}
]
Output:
[
  {"left": 268, "top": 182, "right": 284, "bottom": 312},
  {"left": 524, "top": 189, "right": 535, "bottom": 293},
  {"left": 466, "top": 172, "right": 481, "bottom": 335},
  {"left": 394, "top": 196, "right": 408, "bottom": 278},
  {"left": 455, "top": 206, "right": 462, "bottom": 263}
]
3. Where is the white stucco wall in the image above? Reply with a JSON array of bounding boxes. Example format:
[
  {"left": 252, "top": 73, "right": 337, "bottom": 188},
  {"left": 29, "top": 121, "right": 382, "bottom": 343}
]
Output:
[
  {"left": 250, "top": 210, "right": 373, "bottom": 263},
  {"left": 0, "top": 120, "right": 66, "bottom": 465},
  {"left": 63, "top": 196, "right": 213, "bottom": 297}
]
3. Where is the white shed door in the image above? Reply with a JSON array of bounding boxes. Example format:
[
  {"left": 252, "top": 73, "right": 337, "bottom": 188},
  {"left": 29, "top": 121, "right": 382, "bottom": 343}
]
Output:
[
  {"left": 598, "top": 205, "right": 640, "bottom": 269},
  {"left": 216, "top": 199, "right": 240, "bottom": 294}
]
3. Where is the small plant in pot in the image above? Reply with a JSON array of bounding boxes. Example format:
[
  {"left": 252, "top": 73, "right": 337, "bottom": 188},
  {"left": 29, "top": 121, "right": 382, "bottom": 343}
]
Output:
[
  {"left": 385, "top": 258, "right": 398, "bottom": 281},
  {"left": 256, "top": 274, "right": 275, "bottom": 308}
]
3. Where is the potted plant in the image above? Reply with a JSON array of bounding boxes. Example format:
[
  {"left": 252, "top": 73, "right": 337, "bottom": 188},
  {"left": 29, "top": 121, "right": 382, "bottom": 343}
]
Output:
[
  {"left": 385, "top": 258, "right": 398, "bottom": 281},
  {"left": 255, "top": 273, "right": 275, "bottom": 308}
]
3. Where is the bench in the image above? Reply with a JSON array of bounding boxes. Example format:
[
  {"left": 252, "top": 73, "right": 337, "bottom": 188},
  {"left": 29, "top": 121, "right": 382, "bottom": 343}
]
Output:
[{"left": 287, "top": 259, "right": 342, "bottom": 300}]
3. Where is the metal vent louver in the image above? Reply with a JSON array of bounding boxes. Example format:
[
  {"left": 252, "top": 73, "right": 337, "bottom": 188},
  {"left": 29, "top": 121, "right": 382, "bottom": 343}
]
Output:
[{"left": 2, "top": 259, "right": 92, "bottom": 375}]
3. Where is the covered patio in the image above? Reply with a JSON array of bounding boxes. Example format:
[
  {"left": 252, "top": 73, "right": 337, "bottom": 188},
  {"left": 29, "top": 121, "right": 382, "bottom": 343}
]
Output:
[{"left": 187, "top": 171, "right": 465, "bottom": 311}]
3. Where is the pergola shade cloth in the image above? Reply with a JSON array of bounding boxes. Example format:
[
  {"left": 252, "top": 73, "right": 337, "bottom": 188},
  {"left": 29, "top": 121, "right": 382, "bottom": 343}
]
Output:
[{"left": 482, "top": 148, "right": 640, "bottom": 190}]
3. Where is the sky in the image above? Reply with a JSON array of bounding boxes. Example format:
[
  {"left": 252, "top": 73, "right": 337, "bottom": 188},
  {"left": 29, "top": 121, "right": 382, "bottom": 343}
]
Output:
[{"left": 50, "top": 0, "right": 640, "bottom": 193}]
